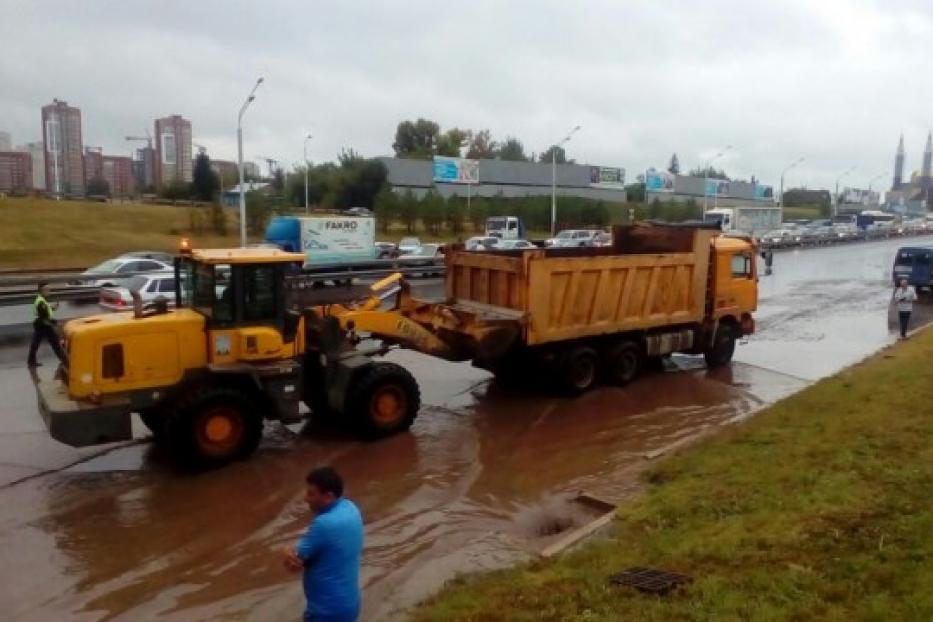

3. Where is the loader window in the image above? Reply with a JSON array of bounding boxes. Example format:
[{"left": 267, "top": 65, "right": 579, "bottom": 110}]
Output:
[
  {"left": 190, "top": 262, "right": 233, "bottom": 323},
  {"left": 243, "top": 265, "right": 277, "bottom": 322}
]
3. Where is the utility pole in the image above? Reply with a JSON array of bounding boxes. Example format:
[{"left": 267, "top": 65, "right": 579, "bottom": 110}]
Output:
[
  {"left": 779, "top": 157, "right": 805, "bottom": 212},
  {"left": 550, "top": 125, "right": 581, "bottom": 236},
  {"left": 834, "top": 166, "right": 856, "bottom": 218},
  {"left": 303, "top": 133, "right": 312, "bottom": 213},
  {"left": 238, "top": 77, "right": 264, "bottom": 247},
  {"left": 703, "top": 145, "right": 732, "bottom": 214}
]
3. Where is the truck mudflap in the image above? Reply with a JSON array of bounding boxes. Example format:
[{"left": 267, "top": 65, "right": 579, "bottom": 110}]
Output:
[{"left": 31, "top": 369, "right": 132, "bottom": 447}]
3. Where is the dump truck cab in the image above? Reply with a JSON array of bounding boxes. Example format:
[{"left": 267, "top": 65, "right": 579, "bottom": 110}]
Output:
[{"left": 36, "top": 246, "right": 422, "bottom": 469}]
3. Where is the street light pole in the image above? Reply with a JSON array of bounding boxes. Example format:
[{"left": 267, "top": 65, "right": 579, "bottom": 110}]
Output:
[
  {"left": 238, "top": 77, "right": 264, "bottom": 247},
  {"left": 303, "top": 133, "right": 312, "bottom": 214},
  {"left": 550, "top": 124, "right": 581, "bottom": 236},
  {"left": 702, "top": 145, "right": 732, "bottom": 214},
  {"left": 833, "top": 166, "right": 856, "bottom": 219},
  {"left": 779, "top": 157, "right": 805, "bottom": 211}
]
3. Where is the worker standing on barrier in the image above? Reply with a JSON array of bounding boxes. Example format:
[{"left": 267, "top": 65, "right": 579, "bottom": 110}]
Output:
[{"left": 27, "top": 282, "right": 68, "bottom": 368}]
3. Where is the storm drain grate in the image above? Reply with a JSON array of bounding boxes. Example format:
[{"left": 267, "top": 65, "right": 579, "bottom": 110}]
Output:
[{"left": 610, "top": 567, "right": 692, "bottom": 595}]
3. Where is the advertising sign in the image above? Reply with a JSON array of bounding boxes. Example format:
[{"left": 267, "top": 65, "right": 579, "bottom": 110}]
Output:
[
  {"left": 753, "top": 184, "right": 774, "bottom": 201},
  {"left": 645, "top": 171, "right": 675, "bottom": 192},
  {"left": 300, "top": 216, "right": 376, "bottom": 266},
  {"left": 706, "top": 179, "right": 730, "bottom": 196},
  {"left": 589, "top": 166, "right": 625, "bottom": 188},
  {"left": 433, "top": 156, "right": 479, "bottom": 184}
]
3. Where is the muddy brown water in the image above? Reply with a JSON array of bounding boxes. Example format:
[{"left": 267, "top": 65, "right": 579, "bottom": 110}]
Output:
[{"left": 0, "top": 237, "right": 930, "bottom": 621}]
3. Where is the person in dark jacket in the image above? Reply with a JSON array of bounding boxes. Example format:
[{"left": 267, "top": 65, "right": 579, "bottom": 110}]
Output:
[{"left": 27, "top": 283, "right": 68, "bottom": 367}]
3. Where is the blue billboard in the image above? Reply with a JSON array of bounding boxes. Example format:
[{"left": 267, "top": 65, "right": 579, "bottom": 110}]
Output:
[{"left": 433, "top": 156, "right": 479, "bottom": 184}]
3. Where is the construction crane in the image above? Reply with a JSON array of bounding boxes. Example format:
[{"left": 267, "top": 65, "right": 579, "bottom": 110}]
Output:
[
  {"left": 256, "top": 155, "right": 279, "bottom": 178},
  {"left": 125, "top": 131, "right": 153, "bottom": 150}
]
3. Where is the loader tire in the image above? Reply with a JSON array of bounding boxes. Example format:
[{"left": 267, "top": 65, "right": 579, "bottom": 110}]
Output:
[
  {"left": 139, "top": 408, "right": 165, "bottom": 439},
  {"left": 348, "top": 362, "right": 420, "bottom": 439},
  {"left": 165, "top": 384, "right": 263, "bottom": 470}
]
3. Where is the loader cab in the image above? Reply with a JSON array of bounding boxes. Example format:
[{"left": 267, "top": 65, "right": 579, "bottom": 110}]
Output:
[{"left": 175, "top": 248, "right": 306, "bottom": 364}]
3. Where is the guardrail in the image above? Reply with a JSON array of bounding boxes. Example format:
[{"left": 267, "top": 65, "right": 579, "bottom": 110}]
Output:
[{"left": 0, "top": 259, "right": 447, "bottom": 308}]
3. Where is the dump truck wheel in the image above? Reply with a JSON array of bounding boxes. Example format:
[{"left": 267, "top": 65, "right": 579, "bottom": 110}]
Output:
[
  {"left": 166, "top": 385, "right": 263, "bottom": 469},
  {"left": 605, "top": 341, "right": 643, "bottom": 385},
  {"left": 349, "top": 363, "right": 421, "bottom": 439},
  {"left": 704, "top": 324, "right": 737, "bottom": 368},
  {"left": 557, "top": 345, "right": 599, "bottom": 395}
]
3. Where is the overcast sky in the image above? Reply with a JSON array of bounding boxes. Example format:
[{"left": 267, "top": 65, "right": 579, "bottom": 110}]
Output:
[{"left": 3, "top": 0, "right": 933, "bottom": 191}]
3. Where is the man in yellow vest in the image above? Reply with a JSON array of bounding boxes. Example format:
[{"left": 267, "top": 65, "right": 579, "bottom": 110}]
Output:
[{"left": 27, "top": 282, "right": 67, "bottom": 368}]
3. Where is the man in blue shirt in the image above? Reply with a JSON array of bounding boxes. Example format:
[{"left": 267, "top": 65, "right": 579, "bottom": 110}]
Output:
[{"left": 284, "top": 467, "right": 364, "bottom": 622}]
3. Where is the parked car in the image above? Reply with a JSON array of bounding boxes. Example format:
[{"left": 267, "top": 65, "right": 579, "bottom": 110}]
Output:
[
  {"left": 495, "top": 239, "right": 537, "bottom": 250},
  {"left": 118, "top": 250, "right": 174, "bottom": 264},
  {"left": 545, "top": 229, "right": 599, "bottom": 248},
  {"left": 99, "top": 273, "right": 177, "bottom": 311},
  {"left": 465, "top": 236, "right": 501, "bottom": 251},
  {"left": 400, "top": 243, "right": 445, "bottom": 276},
  {"left": 592, "top": 232, "right": 612, "bottom": 247},
  {"left": 75, "top": 256, "right": 173, "bottom": 287},
  {"left": 375, "top": 241, "right": 400, "bottom": 259},
  {"left": 397, "top": 237, "right": 422, "bottom": 254}
]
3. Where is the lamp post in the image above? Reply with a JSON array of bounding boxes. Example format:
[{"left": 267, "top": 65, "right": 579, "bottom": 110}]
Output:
[
  {"left": 550, "top": 125, "right": 581, "bottom": 236},
  {"left": 303, "top": 133, "right": 313, "bottom": 214},
  {"left": 238, "top": 77, "right": 264, "bottom": 247},
  {"left": 703, "top": 145, "right": 732, "bottom": 213},
  {"left": 779, "top": 157, "right": 805, "bottom": 211},
  {"left": 834, "top": 166, "right": 856, "bottom": 218}
]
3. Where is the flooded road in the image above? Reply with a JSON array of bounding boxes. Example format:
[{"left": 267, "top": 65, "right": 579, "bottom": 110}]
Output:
[{"left": 0, "top": 236, "right": 929, "bottom": 621}]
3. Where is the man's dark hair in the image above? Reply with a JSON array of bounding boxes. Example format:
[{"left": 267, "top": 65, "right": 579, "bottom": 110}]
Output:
[
  {"left": 306, "top": 466, "right": 344, "bottom": 497},
  {"left": 38, "top": 281, "right": 48, "bottom": 291}
]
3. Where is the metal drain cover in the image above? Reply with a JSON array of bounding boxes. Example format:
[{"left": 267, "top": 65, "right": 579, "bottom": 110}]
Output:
[{"left": 610, "top": 566, "right": 692, "bottom": 595}]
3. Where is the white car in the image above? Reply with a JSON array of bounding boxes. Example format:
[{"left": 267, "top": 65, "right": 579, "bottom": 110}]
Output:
[
  {"left": 99, "top": 273, "right": 177, "bottom": 311},
  {"left": 495, "top": 239, "right": 537, "bottom": 250},
  {"left": 545, "top": 230, "right": 599, "bottom": 248},
  {"left": 465, "top": 236, "right": 501, "bottom": 251},
  {"left": 397, "top": 237, "right": 422, "bottom": 254},
  {"left": 399, "top": 243, "right": 445, "bottom": 276},
  {"left": 77, "top": 256, "right": 173, "bottom": 287}
]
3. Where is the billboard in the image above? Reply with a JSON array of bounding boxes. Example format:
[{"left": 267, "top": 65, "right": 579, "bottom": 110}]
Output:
[
  {"left": 590, "top": 166, "right": 625, "bottom": 188},
  {"left": 645, "top": 171, "right": 675, "bottom": 192},
  {"left": 841, "top": 187, "right": 879, "bottom": 206},
  {"left": 705, "top": 179, "right": 730, "bottom": 196},
  {"left": 433, "top": 156, "right": 479, "bottom": 184},
  {"left": 299, "top": 216, "right": 376, "bottom": 266},
  {"left": 753, "top": 184, "right": 774, "bottom": 201}
]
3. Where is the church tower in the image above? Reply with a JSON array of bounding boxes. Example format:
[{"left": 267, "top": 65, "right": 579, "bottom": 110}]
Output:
[{"left": 893, "top": 134, "right": 905, "bottom": 189}]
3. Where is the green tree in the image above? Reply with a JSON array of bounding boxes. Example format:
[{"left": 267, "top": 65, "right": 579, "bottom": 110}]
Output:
[
  {"left": 245, "top": 190, "right": 272, "bottom": 235},
  {"left": 398, "top": 190, "right": 419, "bottom": 233},
  {"left": 419, "top": 192, "right": 444, "bottom": 235},
  {"left": 86, "top": 177, "right": 109, "bottom": 197},
  {"left": 496, "top": 137, "right": 529, "bottom": 161},
  {"left": 539, "top": 145, "right": 567, "bottom": 164},
  {"left": 393, "top": 118, "right": 441, "bottom": 159},
  {"left": 192, "top": 152, "right": 219, "bottom": 201},
  {"left": 688, "top": 165, "right": 729, "bottom": 180},
  {"left": 625, "top": 182, "right": 645, "bottom": 203},
  {"left": 160, "top": 180, "right": 192, "bottom": 200},
  {"left": 271, "top": 167, "right": 285, "bottom": 193},
  {"left": 465, "top": 130, "right": 498, "bottom": 159},
  {"left": 373, "top": 187, "right": 399, "bottom": 234},
  {"left": 436, "top": 128, "right": 470, "bottom": 157}
]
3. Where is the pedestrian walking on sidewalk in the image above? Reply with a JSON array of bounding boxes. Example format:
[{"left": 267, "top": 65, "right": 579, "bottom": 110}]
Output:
[
  {"left": 894, "top": 278, "right": 918, "bottom": 339},
  {"left": 27, "top": 282, "right": 68, "bottom": 368},
  {"left": 283, "top": 467, "right": 364, "bottom": 622}
]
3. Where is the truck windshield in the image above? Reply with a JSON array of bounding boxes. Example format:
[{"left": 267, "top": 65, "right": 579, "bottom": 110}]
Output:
[{"left": 487, "top": 218, "right": 506, "bottom": 230}]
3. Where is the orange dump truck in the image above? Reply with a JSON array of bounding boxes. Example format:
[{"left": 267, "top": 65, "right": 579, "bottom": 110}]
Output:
[{"left": 342, "top": 222, "right": 758, "bottom": 394}]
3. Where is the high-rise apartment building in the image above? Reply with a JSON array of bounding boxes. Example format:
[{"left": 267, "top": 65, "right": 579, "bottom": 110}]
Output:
[
  {"left": 0, "top": 152, "right": 34, "bottom": 193},
  {"left": 0, "top": 131, "right": 11, "bottom": 152},
  {"left": 41, "top": 99, "right": 85, "bottom": 195},
  {"left": 84, "top": 147, "right": 103, "bottom": 184},
  {"left": 154, "top": 114, "right": 192, "bottom": 187},
  {"left": 103, "top": 155, "right": 135, "bottom": 197},
  {"left": 133, "top": 146, "right": 156, "bottom": 191},
  {"left": 15, "top": 142, "right": 45, "bottom": 189}
]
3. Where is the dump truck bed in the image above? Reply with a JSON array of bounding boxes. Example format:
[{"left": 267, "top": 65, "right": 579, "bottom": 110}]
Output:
[{"left": 445, "top": 225, "right": 717, "bottom": 347}]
